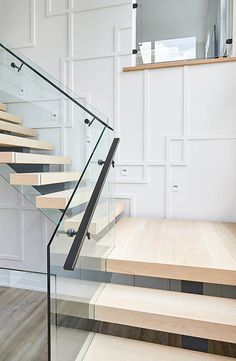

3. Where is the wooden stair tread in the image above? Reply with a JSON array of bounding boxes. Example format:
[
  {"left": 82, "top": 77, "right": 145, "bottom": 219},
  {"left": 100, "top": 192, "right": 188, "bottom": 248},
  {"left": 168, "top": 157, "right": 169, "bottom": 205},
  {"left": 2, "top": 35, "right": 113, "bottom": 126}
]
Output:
[
  {"left": 0, "top": 134, "right": 53, "bottom": 150},
  {"left": 36, "top": 187, "right": 92, "bottom": 209},
  {"left": 81, "top": 334, "right": 232, "bottom": 361},
  {"left": 104, "top": 218, "right": 236, "bottom": 286},
  {"left": 54, "top": 281, "right": 236, "bottom": 343},
  {"left": 0, "top": 104, "right": 6, "bottom": 112},
  {"left": 94, "top": 284, "right": 236, "bottom": 343},
  {"left": 0, "top": 152, "right": 71, "bottom": 165},
  {"left": 10, "top": 172, "right": 81, "bottom": 186},
  {"left": 0, "top": 110, "right": 21, "bottom": 124},
  {"left": 0, "top": 120, "right": 37, "bottom": 137},
  {"left": 64, "top": 200, "right": 126, "bottom": 234}
]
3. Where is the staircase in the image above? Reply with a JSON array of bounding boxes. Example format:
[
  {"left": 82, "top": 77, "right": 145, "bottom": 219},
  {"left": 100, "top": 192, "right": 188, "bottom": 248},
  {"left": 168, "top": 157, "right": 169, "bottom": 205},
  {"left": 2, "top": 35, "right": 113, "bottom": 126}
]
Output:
[{"left": 0, "top": 41, "right": 235, "bottom": 361}]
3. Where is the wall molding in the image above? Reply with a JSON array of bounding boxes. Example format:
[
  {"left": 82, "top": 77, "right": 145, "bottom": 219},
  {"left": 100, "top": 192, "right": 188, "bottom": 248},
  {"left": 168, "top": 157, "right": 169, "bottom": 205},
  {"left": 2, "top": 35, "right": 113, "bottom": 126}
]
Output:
[
  {"left": 46, "top": 0, "right": 132, "bottom": 16},
  {"left": 15, "top": 0, "right": 36, "bottom": 49}
]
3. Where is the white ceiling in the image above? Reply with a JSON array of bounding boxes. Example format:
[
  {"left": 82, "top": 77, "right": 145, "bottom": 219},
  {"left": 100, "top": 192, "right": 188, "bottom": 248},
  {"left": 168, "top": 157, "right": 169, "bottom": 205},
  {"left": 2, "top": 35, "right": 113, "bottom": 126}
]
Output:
[{"left": 137, "top": 0, "right": 212, "bottom": 44}]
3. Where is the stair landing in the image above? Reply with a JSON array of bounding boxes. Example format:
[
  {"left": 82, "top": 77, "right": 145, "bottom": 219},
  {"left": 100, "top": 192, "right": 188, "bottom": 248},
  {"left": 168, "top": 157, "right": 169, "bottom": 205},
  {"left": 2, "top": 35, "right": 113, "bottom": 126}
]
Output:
[{"left": 104, "top": 218, "right": 236, "bottom": 285}]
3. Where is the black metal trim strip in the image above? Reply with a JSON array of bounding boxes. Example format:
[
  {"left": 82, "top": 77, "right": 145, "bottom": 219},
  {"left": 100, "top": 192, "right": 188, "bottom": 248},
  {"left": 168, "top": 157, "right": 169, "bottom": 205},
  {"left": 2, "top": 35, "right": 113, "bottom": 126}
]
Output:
[
  {"left": 0, "top": 42, "right": 113, "bottom": 131},
  {"left": 63, "top": 138, "right": 120, "bottom": 271}
]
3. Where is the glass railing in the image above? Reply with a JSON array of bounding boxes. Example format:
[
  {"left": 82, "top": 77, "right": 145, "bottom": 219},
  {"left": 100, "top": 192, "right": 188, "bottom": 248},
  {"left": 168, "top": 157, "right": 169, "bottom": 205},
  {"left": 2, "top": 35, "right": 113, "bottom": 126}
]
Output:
[
  {"left": 0, "top": 39, "right": 117, "bottom": 361},
  {"left": 48, "top": 137, "right": 119, "bottom": 361},
  {"left": 0, "top": 39, "right": 113, "bottom": 226},
  {"left": 135, "top": 0, "right": 233, "bottom": 65}
]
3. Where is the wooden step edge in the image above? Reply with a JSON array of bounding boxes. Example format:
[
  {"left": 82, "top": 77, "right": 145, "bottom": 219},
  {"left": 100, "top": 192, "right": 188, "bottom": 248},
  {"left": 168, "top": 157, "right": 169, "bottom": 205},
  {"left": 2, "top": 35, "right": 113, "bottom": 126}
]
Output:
[
  {"left": 79, "top": 334, "right": 232, "bottom": 361},
  {"left": 94, "top": 284, "right": 236, "bottom": 344},
  {"left": 0, "top": 110, "right": 22, "bottom": 124},
  {"left": 10, "top": 172, "right": 81, "bottom": 186},
  {"left": 0, "top": 152, "right": 71, "bottom": 165},
  {"left": 106, "top": 259, "right": 236, "bottom": 287},
  {"left": 36, "top": 187, "right": 92, "bottom": 209},
  {"left": 0, "top": 134, "right": 54, "bottom": 151},
  {"left": 0, "top": 120, "right": 37, "bottom": 137},
  {"left": 0, "top": 104, "right": 6, "bottom": 112},
  {"left": 64, "top": 200, "right": 126, "bottom": 234}
]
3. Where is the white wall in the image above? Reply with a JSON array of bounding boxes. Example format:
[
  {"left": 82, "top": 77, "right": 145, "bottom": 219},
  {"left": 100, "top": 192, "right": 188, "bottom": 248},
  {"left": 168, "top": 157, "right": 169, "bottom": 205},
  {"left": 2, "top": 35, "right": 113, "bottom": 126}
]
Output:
[{"left": 0, "top": 0, "right": 236, "bottom": 272}]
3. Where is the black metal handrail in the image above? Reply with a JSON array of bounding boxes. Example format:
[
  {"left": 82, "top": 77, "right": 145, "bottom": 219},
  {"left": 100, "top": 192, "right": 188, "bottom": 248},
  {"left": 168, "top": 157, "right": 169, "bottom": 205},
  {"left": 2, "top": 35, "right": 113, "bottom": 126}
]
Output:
[
  {"left": 63, "top": 138, "right": 120, "bottom": 271},
  {"left": 0, "top": 41, "right": 113, "bottom": 131}
]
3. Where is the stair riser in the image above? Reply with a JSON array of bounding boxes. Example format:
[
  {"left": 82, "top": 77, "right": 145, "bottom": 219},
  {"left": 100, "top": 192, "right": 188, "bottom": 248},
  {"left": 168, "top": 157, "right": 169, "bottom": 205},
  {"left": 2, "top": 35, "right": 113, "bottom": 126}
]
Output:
[
  {"left": 35, "top": 182, "right": 75, "bottom": 196},
  {"left": 181, "top": 281, "right": 208, "bottom": 352},
  {"left": 0, "top": 146, "right": 30, "bottom": 153},
  {"left": 10, "top": 164, "right": 49, "bottom": 173}
]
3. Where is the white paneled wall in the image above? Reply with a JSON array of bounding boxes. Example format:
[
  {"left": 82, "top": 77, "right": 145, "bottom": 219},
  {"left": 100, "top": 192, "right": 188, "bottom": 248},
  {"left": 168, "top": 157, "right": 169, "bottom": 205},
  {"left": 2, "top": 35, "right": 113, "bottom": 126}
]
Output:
[{"left": 0, "top": 0, "right": 236, "bottom": 272}]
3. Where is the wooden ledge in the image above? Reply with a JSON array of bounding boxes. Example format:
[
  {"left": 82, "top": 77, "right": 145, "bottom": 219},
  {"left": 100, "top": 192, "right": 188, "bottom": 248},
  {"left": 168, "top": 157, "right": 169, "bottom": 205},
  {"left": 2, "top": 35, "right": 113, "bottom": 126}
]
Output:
[{"left": 123, "top": 56, "right": 236, "bottom": 72}]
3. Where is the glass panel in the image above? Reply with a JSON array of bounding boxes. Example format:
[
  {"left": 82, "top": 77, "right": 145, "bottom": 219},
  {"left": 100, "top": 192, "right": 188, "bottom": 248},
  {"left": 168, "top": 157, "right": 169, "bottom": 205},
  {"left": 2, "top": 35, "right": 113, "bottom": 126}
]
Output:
[
  {"left": 136, "top": 0, "right": 233, "bottom": 65},
  {"left": 0, "top": 39, "right": 108, "bottom": 124},
  {"left": 48, "top": 128, "right": 116, "bottom": 361},
  {"left": 0, "top": 40, "right": 110, "bottom": 226},
  {"left": 0, "top": 37, "right": 115, "bottom": 361}
]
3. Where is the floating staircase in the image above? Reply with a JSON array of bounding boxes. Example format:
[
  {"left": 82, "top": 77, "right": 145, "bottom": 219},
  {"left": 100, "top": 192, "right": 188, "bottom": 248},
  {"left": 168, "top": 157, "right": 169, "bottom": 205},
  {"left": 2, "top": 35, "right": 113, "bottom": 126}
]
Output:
[{"left": 0, "top": 77, "right": 236, "bottom": 360}]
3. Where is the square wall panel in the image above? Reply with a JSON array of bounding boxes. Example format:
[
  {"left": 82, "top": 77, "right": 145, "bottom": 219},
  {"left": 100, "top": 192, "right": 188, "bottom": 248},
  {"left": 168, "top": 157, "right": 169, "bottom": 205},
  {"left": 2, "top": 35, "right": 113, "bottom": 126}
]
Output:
[
  {"left": 0, "top": 209, "right": 22, "bottom": 261},
  {"left": 73, "top": 4, "right": 132, "bottom": 57},
  {"left": 171, "top": 139, "right": 236, "bottom": 221},
  {"left": 73, "top": 57, "right": 114, "bottom": 122},
  {"left": 188, "top": 62, "right": 236, "bottom": 136},
  {"left": 116, "top": 166, "right": 166, "bottom": 217},
  {"left": 0, "top": 0, "right": 32, "bottom": 47},
  {"left": 170, "top": 140, "right": 184, "bottom": 163},
  {"left": 119, "top": 55, "right": 144, "bottom": 162},
  {"left": 149, "top": 67, "right": 184, "bottom": 162},
  {"left": 118, "top": 27, "right": 132, "bottom": 53}
]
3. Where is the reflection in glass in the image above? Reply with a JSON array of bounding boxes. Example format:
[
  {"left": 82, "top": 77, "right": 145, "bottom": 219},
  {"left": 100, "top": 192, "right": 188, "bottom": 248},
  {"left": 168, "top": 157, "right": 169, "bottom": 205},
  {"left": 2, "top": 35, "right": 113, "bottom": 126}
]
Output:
[{"left": 136, "top": 0, "right": 233, "bottom": 65}]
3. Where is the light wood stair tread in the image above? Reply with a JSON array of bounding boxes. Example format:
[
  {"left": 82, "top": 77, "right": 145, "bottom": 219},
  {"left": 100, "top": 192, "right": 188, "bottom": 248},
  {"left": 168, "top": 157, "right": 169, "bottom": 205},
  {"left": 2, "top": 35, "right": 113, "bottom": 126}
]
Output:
[
  {"left": 54, "top": 281, "right": 236, "bottom": 343},
  {"left": 0, "top": 104, "right": 6, "bottom": 112},
  {"left": 10, "top": 172, "right": 81, "bottom": 186},
  {"left": 94, "top": 284, "right": 236, "bottom": 343},
  {"left": 36, "top": 187, "right": 92, "bottom": 209},
  {"left": 0, "top": 152, "right": 71, "bottom": 165},
  {"left": 64, "top": 200, "right": 126, "bottom": 234},
  {"left": 103, "top": 217, "right": 236, "bottom": 286},
  {"left": 0, "top": 120, "right": 37, "bottom": 137},
  {"left": 0, "top": 134, "right": 53, "bottom": 150},
  {"left": 80, "top": 334, "right": 232, "bottom": 361},
  {"left": 0, "top": 110, "right": 22, "bottom": 124}
]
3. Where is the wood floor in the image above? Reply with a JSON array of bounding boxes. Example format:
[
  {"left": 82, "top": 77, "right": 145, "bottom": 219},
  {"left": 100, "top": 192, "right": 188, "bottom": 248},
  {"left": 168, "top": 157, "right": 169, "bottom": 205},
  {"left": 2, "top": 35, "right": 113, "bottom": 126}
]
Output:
[{"left": 0, "top": 287, "right": 47, "bottom": 361}]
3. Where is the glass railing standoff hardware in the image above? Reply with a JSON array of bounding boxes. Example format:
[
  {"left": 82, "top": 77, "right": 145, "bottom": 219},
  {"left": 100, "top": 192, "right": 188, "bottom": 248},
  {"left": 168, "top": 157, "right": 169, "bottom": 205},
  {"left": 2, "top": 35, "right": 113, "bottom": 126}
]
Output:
[
  {"left": 98, "top": 159, "right": 115, "bottom": 167},
  {"left": 84, "top": 117, "right": 96, "bottom": 127},
  {"left": 11, "top": 62, "right": 23, "bottom": 72},
  {"left": 98, "top": 159, "right": 105, "bottom": 166},
  {"left": 67, "top": 228, "right": 77, "bottom": 237},
  {"left": 67, "top": 228, "right": 91, "bottom": 240}
]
